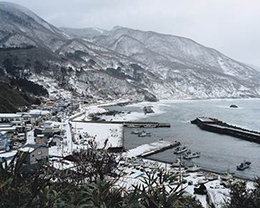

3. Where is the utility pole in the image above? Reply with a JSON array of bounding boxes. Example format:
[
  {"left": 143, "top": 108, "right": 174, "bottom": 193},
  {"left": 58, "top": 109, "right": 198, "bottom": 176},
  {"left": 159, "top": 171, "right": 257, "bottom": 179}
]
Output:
[{"left": 179, "top": 155, "right": 183, "bottom": 190}]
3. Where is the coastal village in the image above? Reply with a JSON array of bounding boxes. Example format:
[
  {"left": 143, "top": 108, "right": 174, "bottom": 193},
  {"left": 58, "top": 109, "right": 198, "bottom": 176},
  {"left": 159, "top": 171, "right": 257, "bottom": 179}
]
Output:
[{"left": 0, "top": 95, "right": 256, "bottom": 208}]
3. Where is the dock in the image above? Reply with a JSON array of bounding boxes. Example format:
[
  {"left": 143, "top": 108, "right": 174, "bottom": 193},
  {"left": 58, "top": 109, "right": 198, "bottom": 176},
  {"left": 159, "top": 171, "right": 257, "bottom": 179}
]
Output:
[
  {"left": 125, "top": 140, "right": 180, "bottom": 158},
  {"left": 72, "top": 120, "right": 171, "bottom": 128},
  {"left": 191, "top": 117, "right": 260, "bottom": 144},
  {"left": 124, "top": 122, "right": 171, "bottom": 128}
]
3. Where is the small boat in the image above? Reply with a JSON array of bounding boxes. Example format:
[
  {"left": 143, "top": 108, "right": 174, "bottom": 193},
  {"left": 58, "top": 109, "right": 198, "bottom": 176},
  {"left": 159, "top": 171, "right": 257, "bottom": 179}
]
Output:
[
  {"left": 198, "top": 179, "right": 208, "bottom": 185},
  {"left": 171, "top": 159, "right": 183, "bottom": 167},
  {"left": 143, "top": 106, "right": 154, "bottom": 114},
  {"left": 131, "top": 130, "right": 140, "bottom": 134},
  {"left": 205, "top": 173, "right": 218, "bottom": 181},
  {"left": 138, "top": 131, "right": 151, "bottom": 137},
  {"left": 237, "top": 161, "right": 251, "bottom": 171},
  {"left": 183, "top": 152, "right": 201, "bottom": 160},
  {"left": 220, "top": 172, "right": 234, "bottom": 181},
  {"left": 187, "top": 165, "right": 201, "bottom": 172},
  {"left": 174, "top": 146, "right": 188, "bottom": 154},
  {"left": 230, "top": 104, "right": 238, "bottom": 108}
]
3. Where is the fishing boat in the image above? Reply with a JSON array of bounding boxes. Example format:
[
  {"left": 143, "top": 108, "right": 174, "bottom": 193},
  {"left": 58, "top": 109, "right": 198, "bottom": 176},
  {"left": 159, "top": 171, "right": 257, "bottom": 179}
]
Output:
[
  {"left": 220, "top": 172, "right": 234, "bottom": 181},
  {"left": 131, "top": 130, "right": 140, "bottom": 134},
  {"left": 143, "top": 106, "right": 154, "bottom": 114},
  {"left": 171, "top": 159, "right": 183, "bottom": 167},
  {"left": 205, "top": 173, "right": 218, "bottom": 181},
  {"left": 173, "top": 146, "right": 188, "bottom": 154},
  {"left": 138, "top": 131, "right": 151, "bottom": 137},
  {"left": 183, "top": 152, "right": 201, "bottom": 160},
  {"left": 187, "top": 165, "right": 201, "bottom": 172},
  {"left": 237, "top": 161, "right": 251, "bottom": 171}
]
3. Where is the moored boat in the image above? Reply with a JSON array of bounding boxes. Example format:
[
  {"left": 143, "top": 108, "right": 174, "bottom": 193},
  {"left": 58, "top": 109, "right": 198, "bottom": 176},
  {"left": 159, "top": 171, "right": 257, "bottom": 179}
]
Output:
[
  {"left": 183, "top": 152, "right": 201, "bottom": 159},
  {"left": 174, "top": 146, "right": 188, "bottom": 154},
  {"left": 138, "top": 131, "right": 151, "bottom": 137},
  {"left": 236, "top": 161, "right": 251, "bottom": 171},
  {"left": 205, "top": 173, "right": 218, "bottom": 181},
  {"left": 220, "top": 172, "right": 234, "bottom": 181},
  {"left": 171, "top": 159, "right": 183, "bottom": 167},
  {"left": 131, "top": 130, "right": 140, "bottom": 134},
  {"left": 187, "top": 165, "right": 201, "bottom": 172},
  {"left": 143, "top": 106, "right": 154, "bottom": 114}
]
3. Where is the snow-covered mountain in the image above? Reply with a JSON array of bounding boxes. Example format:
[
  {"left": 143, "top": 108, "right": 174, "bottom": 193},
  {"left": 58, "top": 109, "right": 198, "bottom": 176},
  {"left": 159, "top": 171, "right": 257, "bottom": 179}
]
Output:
[
  {"left": 248, "top": 64, "right": 260, "bottom": 72},
  {"left": 0, "top": 2, "right": 66, "bottom": 49},
  {"left": 0, "top": 2, "right": 155, "bottom": 101},
  {"left": 1, "top": 2, "right": 260, "bottom": 101},
  {"left": 60, "top": 27, "right": 107, "bottom": 41},
  {"left": 92, "top": 26, "right": 260, "bottom": 98}
]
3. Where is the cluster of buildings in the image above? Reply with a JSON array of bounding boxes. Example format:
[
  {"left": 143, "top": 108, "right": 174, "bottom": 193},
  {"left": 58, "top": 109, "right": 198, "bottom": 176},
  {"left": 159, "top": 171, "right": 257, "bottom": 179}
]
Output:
[
  {"left": 0, "top": 98, "right": 75, "bottom": 170},
  {"left": 0, "top": 110, "right": 51, "bottom": 146}
]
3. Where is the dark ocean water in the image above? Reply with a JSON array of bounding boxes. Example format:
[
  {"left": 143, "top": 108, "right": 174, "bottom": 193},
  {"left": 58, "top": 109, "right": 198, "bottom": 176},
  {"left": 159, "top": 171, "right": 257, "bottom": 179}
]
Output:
[{"left": 107, "top": 99, "right": 260, "bottom": 179}]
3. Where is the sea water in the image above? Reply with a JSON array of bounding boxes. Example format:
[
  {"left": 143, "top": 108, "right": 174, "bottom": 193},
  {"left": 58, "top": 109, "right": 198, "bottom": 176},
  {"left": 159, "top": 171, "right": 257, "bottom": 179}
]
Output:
[{"left": 107, "top": 99, "right": 260, "bottom": 179}]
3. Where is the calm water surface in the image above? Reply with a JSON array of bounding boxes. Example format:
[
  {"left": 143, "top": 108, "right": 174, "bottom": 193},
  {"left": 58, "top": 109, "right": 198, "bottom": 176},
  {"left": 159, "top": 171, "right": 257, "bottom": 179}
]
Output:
[{"left": 108, "top": 99, "right": 260, "bottom": 179}]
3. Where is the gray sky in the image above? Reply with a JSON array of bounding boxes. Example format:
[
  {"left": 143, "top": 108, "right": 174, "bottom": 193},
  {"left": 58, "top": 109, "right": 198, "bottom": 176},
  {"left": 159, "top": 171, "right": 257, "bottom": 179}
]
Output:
[{"left": 4, "top": 0, "right": 260, "bottom": 66}]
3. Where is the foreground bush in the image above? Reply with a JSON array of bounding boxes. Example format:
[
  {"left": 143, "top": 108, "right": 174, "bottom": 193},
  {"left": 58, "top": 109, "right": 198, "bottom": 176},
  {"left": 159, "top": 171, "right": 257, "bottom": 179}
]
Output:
[
  {"left": 0, "top": 144, "right": 202, "bottom": 208},
  {"left": 223, "top": 179, "right": 260, "bottom": 208}
]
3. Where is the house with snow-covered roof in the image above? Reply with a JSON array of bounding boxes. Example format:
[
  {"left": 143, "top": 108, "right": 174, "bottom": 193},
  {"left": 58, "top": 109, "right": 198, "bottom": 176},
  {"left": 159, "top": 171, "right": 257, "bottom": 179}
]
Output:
[
  {"left": 18, "top": 143, "right": 48, "bottom": 165},
  {"left": 0, "top": 113, "right": 22, "bottom": 122}
]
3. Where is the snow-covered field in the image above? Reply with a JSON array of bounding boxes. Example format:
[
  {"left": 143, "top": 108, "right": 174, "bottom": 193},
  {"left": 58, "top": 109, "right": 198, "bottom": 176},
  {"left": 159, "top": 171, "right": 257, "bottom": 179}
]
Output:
[{"left": 70, "top": 122, "right": 123, "bottom": 149}]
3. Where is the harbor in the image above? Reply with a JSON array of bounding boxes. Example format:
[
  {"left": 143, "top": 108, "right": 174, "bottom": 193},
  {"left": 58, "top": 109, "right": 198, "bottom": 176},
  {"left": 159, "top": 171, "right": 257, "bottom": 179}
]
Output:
[
  {"left": 0, "top": 98, "right": 258, "bottom": 208},
  {"left": 111, "top": 99, "right": 260, "bottom": 180}
]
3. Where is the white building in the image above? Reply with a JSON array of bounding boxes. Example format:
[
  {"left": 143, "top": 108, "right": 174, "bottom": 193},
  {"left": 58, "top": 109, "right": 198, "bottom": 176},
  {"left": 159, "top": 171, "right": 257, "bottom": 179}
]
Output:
[
  {"left": 0, "top": 113, "right": 22, "bottom": 122},
  {"left": 18, "top": 144, "right": 48, "bottom": 165}
]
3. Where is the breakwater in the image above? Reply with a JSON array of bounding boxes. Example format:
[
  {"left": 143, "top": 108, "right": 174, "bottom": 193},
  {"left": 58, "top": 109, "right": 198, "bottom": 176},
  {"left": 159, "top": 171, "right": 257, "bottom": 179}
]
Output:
[{"left": 191, "top": 117, "right": 260, "bottom": 144}]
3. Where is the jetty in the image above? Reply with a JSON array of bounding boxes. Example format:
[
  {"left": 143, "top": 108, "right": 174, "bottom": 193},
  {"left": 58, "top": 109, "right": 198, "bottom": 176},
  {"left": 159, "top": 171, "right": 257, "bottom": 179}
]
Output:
[
  {"left": 72, "top": 120, "right": 171, "bottom": 128},
  {"left": 191, "top": 117, "right": 260, "bottom": 144},
  {"left": 125, "top": 140, "right": 180, "bottom": 158}
]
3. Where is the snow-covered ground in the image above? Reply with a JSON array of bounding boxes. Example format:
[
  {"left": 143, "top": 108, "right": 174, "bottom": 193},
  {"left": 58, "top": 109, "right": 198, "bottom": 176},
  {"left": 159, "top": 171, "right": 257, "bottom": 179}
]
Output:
[
  {"left": 70, "top": 122, "right": 123, "bottom": 149},
  {"left": 116, "top": 157, "right": 232, "bottom": 208},
  {"left": 0, "top": 150, "right": 17, "bottom": 160},
  {"left": 100, "top": 101, "right": 166, "bottom": 121},
  {"left": 72, "top": 105, "right": 107, "bottom": 121}
]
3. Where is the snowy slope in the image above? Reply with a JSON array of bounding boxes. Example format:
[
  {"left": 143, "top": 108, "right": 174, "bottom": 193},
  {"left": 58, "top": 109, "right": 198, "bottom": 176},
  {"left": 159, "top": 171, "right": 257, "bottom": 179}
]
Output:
[
  {"left": 60, "top": 27, "right": 107, "bottom": 40},
  {"left": 95, "top": 27, "right": 258, "bottom": 79},
  {"left": 0, "top": 1, "right": 66, "bottom": 49},
  {"left": 1, "top": 2, "right": 260, "bottom": 101},
  {"left": 92, "top": 26, "right": 260, "bottom": 98},
  {"left": 0, "top": 2, "right": 158, "bottom": 101}
]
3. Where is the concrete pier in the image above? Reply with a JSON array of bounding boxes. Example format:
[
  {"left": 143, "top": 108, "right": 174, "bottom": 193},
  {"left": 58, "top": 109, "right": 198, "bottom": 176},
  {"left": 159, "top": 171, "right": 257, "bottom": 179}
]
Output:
[
  {"left": 125, "top": 140, "right": 180, "bottom": 158},
  {"left": 191, "top": 117, "right": 260, "bottom": 144},
  {"left": 72, "top": 120, "right": 171, "bottom": 128}
]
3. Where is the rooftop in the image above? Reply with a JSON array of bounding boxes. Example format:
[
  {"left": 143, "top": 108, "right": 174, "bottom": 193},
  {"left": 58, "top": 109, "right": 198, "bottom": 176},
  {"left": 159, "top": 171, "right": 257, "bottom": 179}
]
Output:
[
  {"left": 19, "top": 143, "right": 47, "bottom": 153},
  {"left": 0, "top": 113, "right": 22, "bottom": 118}
]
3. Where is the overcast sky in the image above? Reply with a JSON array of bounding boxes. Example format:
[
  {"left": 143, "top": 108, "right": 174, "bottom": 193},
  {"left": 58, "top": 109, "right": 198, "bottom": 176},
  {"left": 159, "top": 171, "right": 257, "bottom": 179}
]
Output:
[{"left": 4, "top": 0, "right": 260, "bottom": 66}]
